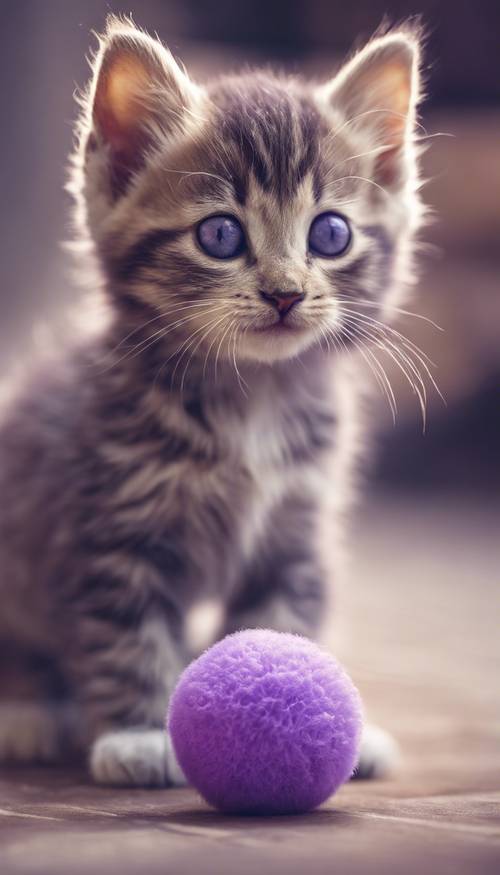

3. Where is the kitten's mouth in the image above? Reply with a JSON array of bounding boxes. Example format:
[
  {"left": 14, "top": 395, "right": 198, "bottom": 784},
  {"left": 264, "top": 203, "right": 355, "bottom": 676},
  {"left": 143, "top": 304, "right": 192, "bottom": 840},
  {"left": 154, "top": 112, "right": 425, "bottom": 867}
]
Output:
[
  {"left": 239, "top": 317, "right": 317, "bottom": 362},
  {"left": 251, "top": 319, "right": 305, "bottom": 335}
]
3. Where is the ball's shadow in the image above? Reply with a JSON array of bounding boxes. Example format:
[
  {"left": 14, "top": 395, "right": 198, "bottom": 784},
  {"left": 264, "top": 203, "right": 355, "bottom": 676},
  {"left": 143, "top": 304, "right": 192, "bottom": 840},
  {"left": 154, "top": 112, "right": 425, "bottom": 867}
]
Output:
[{"left": 164, "top": 806, "right": 355, "bottom": 830}]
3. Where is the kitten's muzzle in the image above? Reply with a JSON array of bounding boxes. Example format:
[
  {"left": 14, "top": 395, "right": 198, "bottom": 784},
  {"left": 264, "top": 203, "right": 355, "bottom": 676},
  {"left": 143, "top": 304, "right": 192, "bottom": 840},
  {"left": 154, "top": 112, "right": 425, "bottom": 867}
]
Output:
[{"left": 260, "top": 289, "right": 305, "bottom": 317}]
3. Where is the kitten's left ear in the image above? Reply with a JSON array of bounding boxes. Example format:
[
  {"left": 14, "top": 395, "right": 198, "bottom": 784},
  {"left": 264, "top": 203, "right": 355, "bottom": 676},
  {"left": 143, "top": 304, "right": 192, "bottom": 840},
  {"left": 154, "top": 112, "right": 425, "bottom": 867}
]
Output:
[{"left": 317, "top": 29, "right": 422, "bottom": 189}]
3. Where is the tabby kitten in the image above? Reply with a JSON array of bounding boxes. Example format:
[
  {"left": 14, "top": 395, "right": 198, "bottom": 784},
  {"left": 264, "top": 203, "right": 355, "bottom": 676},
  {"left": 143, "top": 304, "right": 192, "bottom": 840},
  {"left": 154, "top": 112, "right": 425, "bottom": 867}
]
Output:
[{"left": 0, "top": 18, "right": 423, "bottom": 785}]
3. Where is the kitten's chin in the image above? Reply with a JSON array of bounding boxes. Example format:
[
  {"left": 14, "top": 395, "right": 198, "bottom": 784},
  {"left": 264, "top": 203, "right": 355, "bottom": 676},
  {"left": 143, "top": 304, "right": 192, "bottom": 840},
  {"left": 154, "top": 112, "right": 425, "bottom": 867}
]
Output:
[{"left": 236, "top": 325, "right": 319, "bottom": 364}]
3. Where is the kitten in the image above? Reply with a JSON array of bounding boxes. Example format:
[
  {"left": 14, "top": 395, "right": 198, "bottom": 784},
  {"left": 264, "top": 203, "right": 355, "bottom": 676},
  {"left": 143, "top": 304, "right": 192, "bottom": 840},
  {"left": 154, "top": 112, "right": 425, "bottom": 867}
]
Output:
[{"left": 0, "top": 17, "right": 423, "bottom": 785}]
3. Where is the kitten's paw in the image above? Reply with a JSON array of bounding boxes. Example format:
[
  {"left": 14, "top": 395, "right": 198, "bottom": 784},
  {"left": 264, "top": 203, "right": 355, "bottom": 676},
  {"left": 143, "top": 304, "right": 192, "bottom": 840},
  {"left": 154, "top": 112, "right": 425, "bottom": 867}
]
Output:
[
  {"left": 354, "top": 723, "right": 400, "bottom": 779},
  {"left": 90, "top": 729, "right": 186, "bottom": 788},
  {"left": 0, "top": 701, "right": 77, "bottom": 763}
]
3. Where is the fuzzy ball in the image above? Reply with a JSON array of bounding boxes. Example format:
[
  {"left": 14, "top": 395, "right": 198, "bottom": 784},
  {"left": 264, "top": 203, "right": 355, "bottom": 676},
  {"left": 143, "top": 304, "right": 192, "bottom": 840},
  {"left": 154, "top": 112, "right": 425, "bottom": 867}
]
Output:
[{"left": 168, "top": 629, "right": 363, "bottom": 814}]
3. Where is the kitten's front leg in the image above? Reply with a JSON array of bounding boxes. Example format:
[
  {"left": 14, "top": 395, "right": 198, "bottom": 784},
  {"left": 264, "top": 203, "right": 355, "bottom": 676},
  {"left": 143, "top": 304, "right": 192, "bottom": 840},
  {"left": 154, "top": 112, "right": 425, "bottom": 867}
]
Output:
[
  {"left": 90, "top": 726, "right": 185, "bottom": 788},
  {"left": 65, "top": 566, "right": 187, "bottom": 787},
  {"left": 225, "top": 493, "right": 399, "bottom": 779}
]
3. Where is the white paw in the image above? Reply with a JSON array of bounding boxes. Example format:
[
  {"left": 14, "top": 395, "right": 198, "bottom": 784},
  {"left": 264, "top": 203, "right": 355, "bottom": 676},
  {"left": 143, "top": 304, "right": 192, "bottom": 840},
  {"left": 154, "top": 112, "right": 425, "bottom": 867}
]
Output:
[
  {"left": 0, "top": 702, "right": 77, "bottom": 763},
  {"left": 90, "top": 729, "right": 186, "bottom": 788},
  {"left": 355, "top": 723, "right": 400, "bottom": 779}
]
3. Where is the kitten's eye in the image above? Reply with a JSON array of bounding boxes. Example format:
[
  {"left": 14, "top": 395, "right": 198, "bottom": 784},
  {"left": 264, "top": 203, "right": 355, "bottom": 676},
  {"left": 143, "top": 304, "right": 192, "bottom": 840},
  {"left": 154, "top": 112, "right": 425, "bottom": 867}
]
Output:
[
  {"left": 308, "top": 212, "right": 351, "bottom": 257},
  {"left": 197, "top": 215, "right": 245, "bottom": 259}
]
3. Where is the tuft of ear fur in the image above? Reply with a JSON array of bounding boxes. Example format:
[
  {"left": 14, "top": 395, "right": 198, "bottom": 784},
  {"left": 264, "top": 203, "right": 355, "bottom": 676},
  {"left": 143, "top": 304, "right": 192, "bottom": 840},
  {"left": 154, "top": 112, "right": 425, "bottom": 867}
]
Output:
[
  {"left": 317, "top": 25, "right": 423, "bottom": 190},
  {"left": 85, "top": 16, "right": 201, "bottom": 198}
]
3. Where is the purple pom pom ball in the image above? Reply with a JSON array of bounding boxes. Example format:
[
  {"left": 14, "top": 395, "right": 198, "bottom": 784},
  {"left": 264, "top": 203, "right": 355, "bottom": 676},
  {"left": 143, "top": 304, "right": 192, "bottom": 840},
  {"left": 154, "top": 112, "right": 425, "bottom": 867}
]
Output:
[{"left": 168, "top": 629, "right": 363, "bottom": 814}]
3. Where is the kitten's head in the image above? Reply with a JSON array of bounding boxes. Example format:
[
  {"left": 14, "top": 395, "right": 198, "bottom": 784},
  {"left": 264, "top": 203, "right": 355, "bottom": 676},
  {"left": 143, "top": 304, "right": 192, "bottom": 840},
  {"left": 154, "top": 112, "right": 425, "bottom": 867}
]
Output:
[{"left": 71, "top": 17, "right": 424, "bottom": 367}]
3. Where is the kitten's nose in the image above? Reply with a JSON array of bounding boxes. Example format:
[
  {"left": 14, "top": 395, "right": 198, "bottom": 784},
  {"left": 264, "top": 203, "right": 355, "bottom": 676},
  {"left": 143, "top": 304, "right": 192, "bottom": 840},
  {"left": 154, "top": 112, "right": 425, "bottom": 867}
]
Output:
[{"left": 260, "top": 289, "right": 305, "bottom": 316}]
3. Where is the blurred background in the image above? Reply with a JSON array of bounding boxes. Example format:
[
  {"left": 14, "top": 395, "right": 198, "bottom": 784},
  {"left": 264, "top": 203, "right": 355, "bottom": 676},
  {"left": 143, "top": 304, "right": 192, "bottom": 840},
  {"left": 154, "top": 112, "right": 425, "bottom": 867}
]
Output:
[{"left": 0, "top": 0, "right": 499, "bottom": 776}]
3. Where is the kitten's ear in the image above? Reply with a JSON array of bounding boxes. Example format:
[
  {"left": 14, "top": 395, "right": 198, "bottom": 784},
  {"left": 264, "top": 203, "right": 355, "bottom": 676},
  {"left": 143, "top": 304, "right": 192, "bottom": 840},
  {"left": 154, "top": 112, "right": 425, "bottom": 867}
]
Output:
[
  {"left": 318, "top": 30, "right": 421, "bottom": 189},
  {"left": 86, "top": 17, "right": 200, "bottom": 197}
]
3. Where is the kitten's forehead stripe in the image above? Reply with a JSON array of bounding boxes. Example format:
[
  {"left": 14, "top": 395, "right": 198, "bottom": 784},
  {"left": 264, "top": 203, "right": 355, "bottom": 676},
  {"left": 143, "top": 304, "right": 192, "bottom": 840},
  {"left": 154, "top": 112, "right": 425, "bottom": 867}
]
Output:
[{"left": 209, "top": 77, "right": 327, "bottom": 203}]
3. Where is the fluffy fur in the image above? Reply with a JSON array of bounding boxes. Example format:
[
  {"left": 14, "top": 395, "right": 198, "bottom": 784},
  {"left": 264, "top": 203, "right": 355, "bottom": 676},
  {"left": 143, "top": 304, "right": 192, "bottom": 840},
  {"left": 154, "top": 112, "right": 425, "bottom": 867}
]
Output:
[{"left": 0, "top": 17, "right": 425, "bottom": 785}]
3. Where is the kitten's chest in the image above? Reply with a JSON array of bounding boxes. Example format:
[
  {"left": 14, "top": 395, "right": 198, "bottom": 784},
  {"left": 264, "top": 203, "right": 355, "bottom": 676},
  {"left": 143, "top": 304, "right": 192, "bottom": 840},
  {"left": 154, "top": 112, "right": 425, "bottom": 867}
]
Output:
[{"left": 214, "top": 388, "right": 335, "bottom": 557}]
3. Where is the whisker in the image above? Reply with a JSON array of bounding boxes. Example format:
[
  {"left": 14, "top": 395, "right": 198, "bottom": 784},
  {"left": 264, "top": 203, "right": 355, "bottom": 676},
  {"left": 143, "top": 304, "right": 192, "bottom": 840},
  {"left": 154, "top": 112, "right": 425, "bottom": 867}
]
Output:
[
  {"left": 332, "top": 324, "right": 398, "bottom": 422},
  {"left": 160, "top": 166, "right": 230, "bottom": 188},
  {"left": 169, "top": 311, "right": 230, "bottom": 391},
  {"left": 341, "top": 316, "right": 427, "bottom": 428},
  {"left": 324, "top": 108, "right": 430, "bottom": 151},
  {"left": 345, "top": 316, "right": 426, "bottom": 397},
  {"left": 329, "top": 132, "right": 455, "bottom": 170},
  {"left": 103, "top": 303, "right": 229, "bottom": 373},
  {"left": 95, "top": 299, "right": 228, "bottom": 369},
  {"left": 332, "top": 142, "right": 403, "bottom": 166},
  {"left": 230, "top": 325, "right": 249, "bottom": 397},
  {"left": 338, "top": 306, "right": 444, "bottom": 405},
  {"left": 334, "top": 295, "right": 443, "bottom": 331},
  {"left": 153, "top": 312, "right": 228, "bottom": 391},
  {"left": 202, "top": 319, "right": 227, "bottom": 380},
  {"left": 316, "top": 325, "right": 333, "bottom": 356},
  {"left": 179, "top": 313, "right": 230, "bottom": 395},
  {"left": 213, "top": 318, "right": 235, "bottom": 383},
  {"left": 337, "top": 302, "right": 437, "bottom": 369},
  {"left": 323, "top": 174, "right": 389, "bottom": 198}
]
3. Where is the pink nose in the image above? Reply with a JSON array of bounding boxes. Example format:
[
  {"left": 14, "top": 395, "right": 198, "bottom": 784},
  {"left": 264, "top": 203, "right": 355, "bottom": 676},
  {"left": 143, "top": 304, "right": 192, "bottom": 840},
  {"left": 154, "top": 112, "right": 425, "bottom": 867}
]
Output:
[{"left": 260, "top": 289, "right": 305, "bottom": 316}]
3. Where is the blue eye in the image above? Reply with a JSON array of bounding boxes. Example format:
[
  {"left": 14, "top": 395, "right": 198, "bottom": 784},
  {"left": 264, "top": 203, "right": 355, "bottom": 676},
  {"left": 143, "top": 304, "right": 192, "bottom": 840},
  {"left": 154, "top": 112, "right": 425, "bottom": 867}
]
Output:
[
  {"left": 197, "top": 215, "right": 245, "bottom": 259},
  {"left": 308, "top": 212, "right": 351, "bottom": 257}
]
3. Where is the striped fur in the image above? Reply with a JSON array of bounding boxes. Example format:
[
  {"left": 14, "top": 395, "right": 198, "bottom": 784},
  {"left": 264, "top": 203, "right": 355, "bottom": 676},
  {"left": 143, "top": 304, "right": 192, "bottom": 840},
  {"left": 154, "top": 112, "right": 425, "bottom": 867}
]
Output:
[{"left": 0, "top": 17, "right": 425, "bottom": 784}]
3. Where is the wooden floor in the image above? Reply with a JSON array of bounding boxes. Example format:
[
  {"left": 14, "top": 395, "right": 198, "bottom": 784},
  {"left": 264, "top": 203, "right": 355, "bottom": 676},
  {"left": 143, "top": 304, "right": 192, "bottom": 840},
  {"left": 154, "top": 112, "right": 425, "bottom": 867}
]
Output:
[{"left": 1, "top": 493, "right": 499, "bottom": 874}]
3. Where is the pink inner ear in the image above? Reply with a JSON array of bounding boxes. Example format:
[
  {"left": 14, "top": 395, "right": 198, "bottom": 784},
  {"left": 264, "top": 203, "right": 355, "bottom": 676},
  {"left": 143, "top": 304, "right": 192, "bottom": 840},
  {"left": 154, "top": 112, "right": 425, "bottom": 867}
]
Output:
[
  {"left": 93, "top": 53, "right": 154, "bottom": 196},
  {"left": 363, "top": 62, "right": 413, "bottom": 188},
  {"left": 329, "top": 40, "right": 416, "bottom": 190},
  {"left": 375, "top": 143, "right": 406, "bottom": 188},
  {"left": 375, "top": 99, "right": 411, "bottom": 187}
]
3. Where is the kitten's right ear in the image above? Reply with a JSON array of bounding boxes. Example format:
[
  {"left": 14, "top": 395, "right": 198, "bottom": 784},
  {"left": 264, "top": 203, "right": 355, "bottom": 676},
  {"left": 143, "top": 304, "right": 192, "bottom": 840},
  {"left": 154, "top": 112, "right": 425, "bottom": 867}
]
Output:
[
  {"left": 317, "top": 28, "right": 422, "bottom": 190},
  {"left": 85, "top": 17, "right": 201, "bottom": 198}
]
